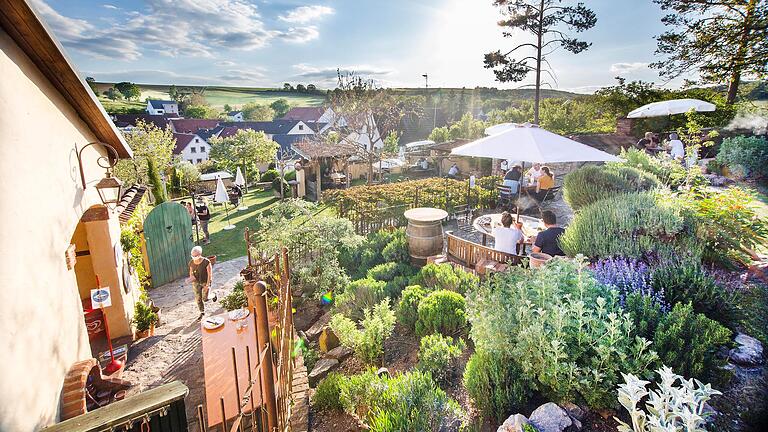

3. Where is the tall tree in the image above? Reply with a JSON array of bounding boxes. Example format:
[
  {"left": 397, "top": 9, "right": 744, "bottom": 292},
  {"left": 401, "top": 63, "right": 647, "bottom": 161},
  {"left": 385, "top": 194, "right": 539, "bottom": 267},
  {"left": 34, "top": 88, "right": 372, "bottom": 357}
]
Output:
[
  {"left": 269, "top": 99, "right": 291, "bottom": 118},
  {"left": 146, "top": 159, "right": 167, "bottom": 204},
  {"left": 208, "top": 129, "right": 278, "bottom": 182},
  {"left": 114, "top": 81, "right": 141, "bottom": 100},
  {"left": 114, "top": 120, "right": 176, "bottom": 185},
  {"left": 484, "top": 0, "right": 597, "bottom": 123},
  {"left": 330, "top": 71, "right": 422, "bottom": 184},
  {"left": 85, "top": 77, "right": 99, "bottom": 94},
  {"left": 241, "top": 103, "right": 275, "bottom": 121},
  {"left": 652, "top": 0, "right": 768, "bottom": 104},
  {"left": 184, "top": 104, "right": 221, "bottom": 119}
]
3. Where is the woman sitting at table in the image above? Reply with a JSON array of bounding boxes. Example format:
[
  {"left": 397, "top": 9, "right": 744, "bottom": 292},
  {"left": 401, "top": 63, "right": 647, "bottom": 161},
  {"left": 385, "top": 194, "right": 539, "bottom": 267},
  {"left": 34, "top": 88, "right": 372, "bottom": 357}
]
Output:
[
  {"left": 492, "top": 212, "right": 524, "bottom": 255},
  {"left": 533, "top": 166, "right": 555, "bottom": 201}
]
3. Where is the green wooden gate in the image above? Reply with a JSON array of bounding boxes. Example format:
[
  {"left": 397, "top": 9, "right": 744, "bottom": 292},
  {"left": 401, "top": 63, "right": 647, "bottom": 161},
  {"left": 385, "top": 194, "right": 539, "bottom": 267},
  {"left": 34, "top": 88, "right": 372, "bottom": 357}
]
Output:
[{"left": 144, "top": 202, "right": 194, "bottom": 287}]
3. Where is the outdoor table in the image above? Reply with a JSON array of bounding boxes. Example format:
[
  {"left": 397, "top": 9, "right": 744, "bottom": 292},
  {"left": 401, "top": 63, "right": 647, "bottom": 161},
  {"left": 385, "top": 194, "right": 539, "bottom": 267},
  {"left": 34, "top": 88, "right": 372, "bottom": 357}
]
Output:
[
  {"left": 201, "top": 311, "right": 265, "bottom": 429},
  {"left": 404, "top": 207, "right": 449, "bottom": 264},
  {"left": 472, "top": 214, "right": 545, "bottom": 254}
]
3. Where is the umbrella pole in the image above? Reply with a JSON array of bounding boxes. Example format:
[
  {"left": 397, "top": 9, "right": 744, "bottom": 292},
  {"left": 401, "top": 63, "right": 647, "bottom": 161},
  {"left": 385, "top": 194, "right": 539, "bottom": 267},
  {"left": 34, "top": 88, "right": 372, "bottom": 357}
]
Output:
[
  {"left": 224, "top": 202, "right": 236, "bottom": 230},
  {"left": 517, "top": 161, "right": 525, "bottom": 222}
]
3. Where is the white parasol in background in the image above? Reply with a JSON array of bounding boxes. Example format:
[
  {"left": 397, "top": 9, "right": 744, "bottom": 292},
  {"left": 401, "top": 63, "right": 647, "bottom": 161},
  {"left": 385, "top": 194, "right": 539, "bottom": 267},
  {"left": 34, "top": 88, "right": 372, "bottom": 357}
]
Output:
[
  {"left": 214, "top": 176, "right": 236, "bottom": 230},
  {"left": 627, "top": 98, "right": 716, "bottom": 118},
  {"left": 234, "top": 167, "right": 248, "bottom": 210}
]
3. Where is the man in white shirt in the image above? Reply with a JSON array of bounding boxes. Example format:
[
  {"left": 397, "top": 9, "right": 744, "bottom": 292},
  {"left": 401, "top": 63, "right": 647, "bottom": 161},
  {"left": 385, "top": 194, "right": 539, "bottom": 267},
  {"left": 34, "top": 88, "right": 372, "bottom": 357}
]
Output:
[
  {"left": 492, "top": 212, "right": 524, "bottom": 255},
  {"left": 526, "top": 162, "right": 544, "bottom": 184},
  {"left": 667, "top": 133, "right": 685, "bottom": 160},
  {"left": 448, "top": 163, "right": 460, "bottom": 178}
]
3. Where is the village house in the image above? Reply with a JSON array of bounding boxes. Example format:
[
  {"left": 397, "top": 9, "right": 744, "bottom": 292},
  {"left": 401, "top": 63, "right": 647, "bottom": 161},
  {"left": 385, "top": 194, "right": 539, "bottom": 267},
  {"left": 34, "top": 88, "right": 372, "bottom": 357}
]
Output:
[
  {"left": 146, "top": 99, "right": 179, "bottom": 115},
  {"left": 227, "top": 110, "right": 244, "bottom": 122},
  {"left": 174, "top": 132, "right": 212, "bottom": 164},
  {"left": 0, "top": 1, "right": 141, "bottom": 430}
]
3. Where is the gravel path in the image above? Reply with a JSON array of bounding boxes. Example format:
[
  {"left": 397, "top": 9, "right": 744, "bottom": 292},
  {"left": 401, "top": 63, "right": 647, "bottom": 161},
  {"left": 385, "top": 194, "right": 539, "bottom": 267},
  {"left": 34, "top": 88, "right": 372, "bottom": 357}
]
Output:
[{"left": 121, "top": 257, "right": 248, "bottom": 430}]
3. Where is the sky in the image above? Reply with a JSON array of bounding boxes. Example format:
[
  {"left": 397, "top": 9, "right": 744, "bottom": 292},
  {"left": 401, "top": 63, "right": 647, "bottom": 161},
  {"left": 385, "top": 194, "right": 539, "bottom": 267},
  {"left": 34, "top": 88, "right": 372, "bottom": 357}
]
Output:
[{"left": 32, "top": 0, "right": 692, "bottom": 93}]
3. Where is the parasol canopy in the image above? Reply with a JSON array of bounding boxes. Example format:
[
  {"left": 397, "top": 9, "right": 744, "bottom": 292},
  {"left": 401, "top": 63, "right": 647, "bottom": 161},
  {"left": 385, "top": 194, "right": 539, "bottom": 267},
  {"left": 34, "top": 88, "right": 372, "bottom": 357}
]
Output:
[
  {"left": 214, "top": 177, "right": 229, "bottom": 203},
  {"left": 627, "top": 98, "right": 716, "bottom": 118},
  {"left": 234, "top": 167, "right": 245, "bottom": 186},
  {"left": 451, "top": 123, "right": 620, "bottom": 163}
]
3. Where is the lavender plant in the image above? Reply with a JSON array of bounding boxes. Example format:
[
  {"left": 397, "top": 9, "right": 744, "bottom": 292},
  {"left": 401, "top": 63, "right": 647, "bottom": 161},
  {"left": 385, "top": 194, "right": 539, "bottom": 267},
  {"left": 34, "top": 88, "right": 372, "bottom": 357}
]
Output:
[{"left": 591, "top": 257, "right": 668, "bottom": 312}]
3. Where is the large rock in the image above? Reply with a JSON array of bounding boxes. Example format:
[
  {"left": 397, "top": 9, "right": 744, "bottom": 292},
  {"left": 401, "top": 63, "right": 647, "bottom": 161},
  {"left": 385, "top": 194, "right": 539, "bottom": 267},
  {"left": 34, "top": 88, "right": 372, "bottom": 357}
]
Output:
[
  {"left": 325, "top": 345, "right": 352, "bottom": 361},
  {"left": 306, "top": 312, "right": 332, "bottom": 340},
  {"left": 308, "top": 358, "right": 339, "bottom": 386},
  {"left": 497, "top": 414, "right": 530, "bottom": 432},
  {"left": 318, "top": 327, "right": 340, "bottom": 352},
  {"left": 529, "top": 403, "right": 573, "bottom": 432},
  {"left": 729, "top": 333, "right": 764, "bottom": 366}
]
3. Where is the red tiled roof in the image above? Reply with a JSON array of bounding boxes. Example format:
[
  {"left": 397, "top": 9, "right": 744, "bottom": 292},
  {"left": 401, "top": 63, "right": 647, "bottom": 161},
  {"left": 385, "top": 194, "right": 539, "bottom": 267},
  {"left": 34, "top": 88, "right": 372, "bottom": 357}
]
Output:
[
  {"left": 172, "top": 133, "right": 196, "bottom": 154},
  {"left": 170, "top": 119, "right": 220, "bottom": 134},
  {"left": 218, "top": 126, "right": 240, "bottom": 139},
  {"left": 281, "top": 107, "right": 325, "bottom": 122}
]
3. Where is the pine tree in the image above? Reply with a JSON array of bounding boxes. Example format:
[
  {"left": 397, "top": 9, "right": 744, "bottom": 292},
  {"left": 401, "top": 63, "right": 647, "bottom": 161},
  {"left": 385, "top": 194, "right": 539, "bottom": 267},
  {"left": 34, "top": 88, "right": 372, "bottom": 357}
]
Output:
[
  {"left": 652, "top": 0, "right": 767, "bottom": 104},
  {"left": 147, "top": 159, "right": 166, "bottom": 204}
]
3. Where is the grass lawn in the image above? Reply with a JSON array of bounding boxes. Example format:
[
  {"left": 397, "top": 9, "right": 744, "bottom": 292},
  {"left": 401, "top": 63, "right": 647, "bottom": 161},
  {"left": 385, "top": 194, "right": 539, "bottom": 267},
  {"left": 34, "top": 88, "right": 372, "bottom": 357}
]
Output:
[{"left": 196, "top": 189, "right": 279, "bottom": 261}]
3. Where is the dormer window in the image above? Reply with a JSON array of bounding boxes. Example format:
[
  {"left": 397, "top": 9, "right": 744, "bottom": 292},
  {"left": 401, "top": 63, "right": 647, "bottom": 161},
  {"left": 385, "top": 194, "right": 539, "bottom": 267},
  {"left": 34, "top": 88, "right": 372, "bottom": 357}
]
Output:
[
  {"left": 195, "top": 138, "right": 199, "bottom": 142},
  {"left": 298, "top": 124, "right": 304, "bottom": 130}
]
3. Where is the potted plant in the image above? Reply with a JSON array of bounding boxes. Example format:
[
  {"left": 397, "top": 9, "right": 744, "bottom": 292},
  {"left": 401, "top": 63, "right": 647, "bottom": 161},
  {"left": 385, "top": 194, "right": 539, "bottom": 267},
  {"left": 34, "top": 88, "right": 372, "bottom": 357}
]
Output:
[{"left": 133, "top": 301, "right": 159, "bottom": 339}]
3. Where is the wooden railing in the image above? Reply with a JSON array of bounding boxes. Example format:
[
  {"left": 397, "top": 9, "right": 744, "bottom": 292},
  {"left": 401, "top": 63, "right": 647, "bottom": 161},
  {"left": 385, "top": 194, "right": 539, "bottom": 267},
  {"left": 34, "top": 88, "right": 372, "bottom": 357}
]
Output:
[
  {"left": 42, "top": 382, "right": 189, "bottom": 432},
  {"left": 445, "top": 231, "right": 524, "bottom": 269}
]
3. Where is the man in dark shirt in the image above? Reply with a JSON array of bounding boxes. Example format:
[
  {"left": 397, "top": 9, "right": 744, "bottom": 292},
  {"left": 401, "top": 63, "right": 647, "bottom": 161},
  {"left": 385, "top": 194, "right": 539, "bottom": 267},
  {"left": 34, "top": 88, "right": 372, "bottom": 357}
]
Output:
[
  {"left": 533, "top": 210, "right": 565, "bottom": 256},
  {"left": 195, "top": 199, "right": 211, "bottom": 244}
]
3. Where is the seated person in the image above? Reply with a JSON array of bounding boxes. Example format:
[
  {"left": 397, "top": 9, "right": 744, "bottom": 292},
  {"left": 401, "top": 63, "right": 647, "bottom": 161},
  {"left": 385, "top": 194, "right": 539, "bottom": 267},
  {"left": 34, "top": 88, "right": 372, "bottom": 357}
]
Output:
[
  {"left": 533, "top": 166, "right": 555, "bottom": 201},
  {"left": 502, "top": 165, "right": 523, "bottom": 194},
  {"left": 492, "top": 212, "right": 524, "bottom": 255},
  {"left": 417, "top": 157, "right": 429, "bottom": 170},
  {"left": 667, "top": 132, "right": 685, "bottom": 160},
  {"left": 447, "top": 163, "right": 460, "bottom": 179},
  {"left": 532, "top": 210, "right": 565, "bottom": 256},
  {"left": 526, "top": 162, "right": 544, "bottom": 185},
  {"left": 637, "top": 132, "right": 659, "bottom": 151}
]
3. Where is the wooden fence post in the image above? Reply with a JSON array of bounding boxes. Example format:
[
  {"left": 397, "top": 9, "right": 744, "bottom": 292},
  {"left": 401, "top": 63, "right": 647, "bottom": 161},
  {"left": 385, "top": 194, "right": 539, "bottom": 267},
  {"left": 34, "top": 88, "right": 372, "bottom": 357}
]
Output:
[{"left": 251, "top": 281, "right": 278, "bottom": 430}]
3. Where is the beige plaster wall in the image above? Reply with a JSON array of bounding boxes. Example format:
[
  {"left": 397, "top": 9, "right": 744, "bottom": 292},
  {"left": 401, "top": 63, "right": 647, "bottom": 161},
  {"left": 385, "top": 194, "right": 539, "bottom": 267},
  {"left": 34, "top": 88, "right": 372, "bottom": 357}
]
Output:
[{"left": 0, "top": 28, "right": 130, "bottom": 431}]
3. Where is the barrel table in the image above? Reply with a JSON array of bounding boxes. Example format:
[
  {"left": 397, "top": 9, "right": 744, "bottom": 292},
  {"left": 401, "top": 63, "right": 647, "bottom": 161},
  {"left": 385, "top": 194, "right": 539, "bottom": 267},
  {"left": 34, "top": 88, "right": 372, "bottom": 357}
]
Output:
[{"left": 404, "top": 207, "right": 449, "bottom": 265}]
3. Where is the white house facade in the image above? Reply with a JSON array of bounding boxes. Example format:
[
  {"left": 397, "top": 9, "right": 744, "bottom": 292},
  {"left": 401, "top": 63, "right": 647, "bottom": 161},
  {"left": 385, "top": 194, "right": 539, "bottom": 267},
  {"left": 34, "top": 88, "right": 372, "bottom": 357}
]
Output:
[
  {"left": 146, "top": 99, "right": 179, "bottom": 115},
  {"left": 227, "top": 111, "right": 244, "bottom": 122},
  {"left": 173, "top": 133, "right": 211, "bottom": 164}
]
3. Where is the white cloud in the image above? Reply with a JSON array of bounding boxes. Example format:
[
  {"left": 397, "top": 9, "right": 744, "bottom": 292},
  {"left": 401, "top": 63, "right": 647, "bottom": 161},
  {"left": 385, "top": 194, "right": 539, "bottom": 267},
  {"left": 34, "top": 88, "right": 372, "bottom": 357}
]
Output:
[
  {"left": 609, "top": 62, "right": 649, "bottom": 74},
  {"left": 215, "top": 60, "right": 236, "bottom": 67},
  {"left": 85, "top": 69, "right": 221, "bottom": 85},
  {"left": 279, "top": 26, "right": 320, "bottom": 43},
  {"left": 217, "top": 68, "right": 270, "bottom": 84},
  {"left": 34, "top": 0, "right": 330, "bottom": 61},
  {"left": 293, "top": 63, "right": 394, "bottom": 79},
  {"left": 102, "top": 4, "right": 118, "bottom": 9},
  {"left": 278, "top": 5, "right": 334, "bottom": 24}
]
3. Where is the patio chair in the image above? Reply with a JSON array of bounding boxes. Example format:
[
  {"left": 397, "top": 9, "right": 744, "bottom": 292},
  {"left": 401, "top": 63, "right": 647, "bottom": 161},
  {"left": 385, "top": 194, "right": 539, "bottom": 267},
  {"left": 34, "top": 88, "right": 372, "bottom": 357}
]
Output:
[{"left": 495, "top": 184, "right": 518, "bottom": 211}]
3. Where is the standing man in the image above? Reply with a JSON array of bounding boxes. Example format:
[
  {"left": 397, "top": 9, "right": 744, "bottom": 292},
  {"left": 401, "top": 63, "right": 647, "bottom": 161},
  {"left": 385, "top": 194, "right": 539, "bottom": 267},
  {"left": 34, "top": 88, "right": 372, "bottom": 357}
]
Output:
[
  {"left": 295, "top": 161, "right": 306, "bottom": 198},
  {"left": 196, "top": 198, "right": 211, "bottom": 244},
  {"left": 188, "top": 246, "right": 215, "bottom": 319}
]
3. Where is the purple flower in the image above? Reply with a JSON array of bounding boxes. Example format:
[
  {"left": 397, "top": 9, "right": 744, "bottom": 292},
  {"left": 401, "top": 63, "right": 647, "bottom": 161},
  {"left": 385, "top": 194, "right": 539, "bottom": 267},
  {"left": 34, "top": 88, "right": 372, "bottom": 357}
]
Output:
[{"left": 591, "top": 257, "right": 669, "bottom": 312}]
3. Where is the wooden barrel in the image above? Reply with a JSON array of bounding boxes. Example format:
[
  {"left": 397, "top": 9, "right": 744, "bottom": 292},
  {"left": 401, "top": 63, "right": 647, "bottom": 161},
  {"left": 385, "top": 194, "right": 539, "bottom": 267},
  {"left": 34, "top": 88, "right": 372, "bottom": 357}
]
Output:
[{"left": 404, "top": 208, "right": 448, "bottom": 265}]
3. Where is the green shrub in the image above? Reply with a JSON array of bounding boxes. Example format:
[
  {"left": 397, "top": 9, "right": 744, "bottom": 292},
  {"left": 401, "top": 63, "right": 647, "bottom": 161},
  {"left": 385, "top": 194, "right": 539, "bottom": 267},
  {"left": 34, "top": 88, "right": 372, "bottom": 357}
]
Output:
[
  {"left": 466, "top": 258, "right": 658, "bottom": 409},
  {"left": 559, "top": 191, "right": 696, "bottom": 260},
  {"left": 563, "top": 165, "right": 661, "bottom": 211},
  {"left": 681, "top": 187, "right": 768, "bottom": 268},
  {"left": 384, "top": 275, "right": 411, "bottom": 299},
  {"left": 410, "top": 263, "right": 479, "bottom": 295},
  {"left": 367, "top": 262, "right": 414, "bottom": 282},
  {"left": 653, "top": 302, "right": 732, "bottom": 383},
  {"left": 133, "top": 301, "right": 158, "bottom": 332},
  {"left": 220, "top": 280, "right": 248, "bottom": 311},
  {"left": 716, "top": 135, "right": 768, "bottom": 178},
  {"left": 313, "top": 372, "right": 344, "bottom": 411},
  {"left": 382, "top": 231, "right": 409, "bottom": 263},
  {"left": 418, "top": 334, "right": 465, "bottom": 385},
  {"left": 416, "top": 290, "right": 467, "bottom": 337},
  {"left": 330, "top": 299, "right": 396, "bottom": 365},
  {"left": 340, "top": 369, "right": 463, "bottom": 432},
  {"left": 340, "top": 228, "right": 408, "bottom": 279},
  {"left": 464, "top": 351, "right": 530, "bottom": 423},
  {"left": 612, "top": 147, "right": 705, "bottom": 190},
  {"left": 335, "top": 278, "right": 387, "bottom": 322},
  {"left": 260, "top": 169, "right": 279, "bottom": 182},
  {"left": 650, "top": 260, "right": 739, "bottom": 326},
  {"left": 624, "top": 292, "right": 665, "bottom": 340},
  {"left": 397, "top": 285, "right": 427, "bottom": 330}
]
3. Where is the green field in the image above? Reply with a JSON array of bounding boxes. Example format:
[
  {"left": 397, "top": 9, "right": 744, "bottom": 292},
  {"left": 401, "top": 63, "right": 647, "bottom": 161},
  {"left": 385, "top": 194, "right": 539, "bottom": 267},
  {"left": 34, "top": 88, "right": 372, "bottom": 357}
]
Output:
[{"left": 94, "top": 83, "right": 326, "bottom": 112}]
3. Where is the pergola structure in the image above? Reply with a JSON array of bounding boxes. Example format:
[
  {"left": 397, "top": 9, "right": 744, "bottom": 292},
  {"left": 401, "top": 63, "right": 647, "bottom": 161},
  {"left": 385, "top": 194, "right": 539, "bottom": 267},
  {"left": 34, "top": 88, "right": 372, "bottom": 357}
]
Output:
[{"left": 292, "top": 139, "right": 359, "bottom": 201}]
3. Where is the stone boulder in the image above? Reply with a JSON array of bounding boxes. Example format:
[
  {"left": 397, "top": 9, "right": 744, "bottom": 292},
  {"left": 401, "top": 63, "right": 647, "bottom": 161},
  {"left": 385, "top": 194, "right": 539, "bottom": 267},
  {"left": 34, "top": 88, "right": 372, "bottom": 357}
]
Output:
[
  {"left": 308, "top": 358, "right": 339, "bottom": 386},
  {"left": 497, "top": 414, "right": 530, "bottom": 432},
  {"left": 729, "top": 333, "right": 764, "bottom": 366},
  {"left": 318, "top": 327, "right": 340, "bottom": 352},
  {"left": 325, "top": 345, "right": 352, "bottom": 361},
  {"left": 529, "top": 403, "right": 573, "bottom": 432},
  {"left": 305, "top": 312, "right": 332, "bottom": 340}
]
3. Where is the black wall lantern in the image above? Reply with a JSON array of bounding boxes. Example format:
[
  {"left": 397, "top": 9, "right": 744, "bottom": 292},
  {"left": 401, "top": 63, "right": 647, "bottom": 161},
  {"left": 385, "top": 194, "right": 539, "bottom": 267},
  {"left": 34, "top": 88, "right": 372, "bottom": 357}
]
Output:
[{"left": 76, "top": 141, "right": 123, "bottom": 207}]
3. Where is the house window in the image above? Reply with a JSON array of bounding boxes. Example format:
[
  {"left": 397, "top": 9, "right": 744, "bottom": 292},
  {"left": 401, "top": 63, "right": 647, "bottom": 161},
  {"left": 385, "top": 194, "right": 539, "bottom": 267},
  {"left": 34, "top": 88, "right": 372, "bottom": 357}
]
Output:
[
  {"left": 298, "top": 124, "right": 304, "bottom": 130},
  {"left": 187, "top": 159, "right": 193, "bottom": 163},
  {"left": 195, "top": 138, "right": 199, "bottom": 142},
  {"left": 197, "top": 159, "right": 203, "bottom": 164},
  {"left": 191, "top": 147, "right": 197, "bottom": 153}
]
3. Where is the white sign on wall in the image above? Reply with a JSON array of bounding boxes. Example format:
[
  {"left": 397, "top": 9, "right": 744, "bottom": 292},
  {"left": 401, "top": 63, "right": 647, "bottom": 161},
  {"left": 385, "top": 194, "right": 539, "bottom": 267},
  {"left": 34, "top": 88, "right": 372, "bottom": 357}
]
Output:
[{"left": 90, "top": 287, "right": 112, "bottom": 308}]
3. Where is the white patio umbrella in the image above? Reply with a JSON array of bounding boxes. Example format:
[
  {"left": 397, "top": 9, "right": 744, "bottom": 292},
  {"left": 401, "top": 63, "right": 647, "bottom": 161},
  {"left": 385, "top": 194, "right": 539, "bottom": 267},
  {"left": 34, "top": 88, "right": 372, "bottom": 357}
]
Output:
[
  {"left": 627, "top": 98, "right": 716, "bottom": 118},
  {"left": 234, "top": 167, "right": 248, "bottom": 210},
  {"left": 452, "top": 122, "right": 621, "bottom": 163},
  {"left": 451, "top": 122, "right": 620, "bottom": 218},
  {"left": 214, "top": 176, "right": 236, "bottom": 230}
]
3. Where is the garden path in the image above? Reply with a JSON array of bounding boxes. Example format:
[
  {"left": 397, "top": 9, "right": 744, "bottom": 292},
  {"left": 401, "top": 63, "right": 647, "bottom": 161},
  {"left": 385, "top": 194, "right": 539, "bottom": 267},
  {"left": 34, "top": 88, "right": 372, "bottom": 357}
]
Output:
[{"left": 121, "top": 257, "right": 247, "bottom": 431}]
